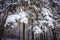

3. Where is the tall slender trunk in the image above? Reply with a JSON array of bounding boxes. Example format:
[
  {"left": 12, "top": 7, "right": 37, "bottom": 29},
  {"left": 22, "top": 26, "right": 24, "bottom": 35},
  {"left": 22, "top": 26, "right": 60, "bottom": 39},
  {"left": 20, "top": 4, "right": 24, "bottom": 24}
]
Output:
[
  {"left": 40, "top": 33, "right": 43, "bottom": 40},
  {"left": 28, "top": 18, "right": 30, "bottom": 40},
  {"left": 18, "top": 19, "right": 20, "bottom": 40},
  {"left": 52, "top": 29, "right": 57, "bottom": 40},
  {"left": 31, "top": 19, "right": 34, "bottom": 40},
  {"left": 23, "top": 23, "right": 25, "bottom": 40}
]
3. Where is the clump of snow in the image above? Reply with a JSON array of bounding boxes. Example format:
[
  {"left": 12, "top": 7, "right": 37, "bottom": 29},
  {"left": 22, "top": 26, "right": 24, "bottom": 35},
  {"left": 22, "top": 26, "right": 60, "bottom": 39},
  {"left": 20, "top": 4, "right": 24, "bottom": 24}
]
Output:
[
  {"left": 4, "top": 14, "right": 20, "bottom": 27},
  {"left": 28, "top": 25, "right": 43, "bottom": 34},
  {"left": 33, "top": 20, "right": 48, "bottom": 32},
  {"left": 41, "top": 7, "right": 53, "bottom": 17},
  {"left": 18, "top": 11, "right": 28, "bottom": 18},
  {"left": 5, "top": 11, "right": 28, "bottom": 28},
  {"left": 41, "top": 7, "right": 55, "bottom": 29},
  {"left": 33, "top": 26, "right": 43, "bottom": 34},
  {"left": 18, "top": 11, "right": 28, "bottom": 23},
  {"left": 20, "top": 17, "right": 28, "bottom": 23},
  {"left": 44, "top": 16, "right": 53, "bottom": 22},
  {"left": 24, "top": 0, "right": 28, "bottom": 1},
  {"left": 30, "top": 7, "right": 55, "bottom": 34},
  {"left": 43, "top": 26, "right": 48, "bottom": 32},
  {"left": 47, "top": 21, "right": 54, "bottom": 29},
  {"left": 28, "top": 7, "right": 55, "bottom": 34},
  {"left": 11, "top": 25, "right": 15, "bottom": 28}
]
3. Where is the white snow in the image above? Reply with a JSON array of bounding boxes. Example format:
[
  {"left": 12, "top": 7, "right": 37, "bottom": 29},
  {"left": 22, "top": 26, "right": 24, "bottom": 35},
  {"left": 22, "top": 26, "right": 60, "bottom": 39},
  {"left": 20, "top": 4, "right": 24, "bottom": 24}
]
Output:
[
  {"left": 47, "top": 21, "right": 54, "bottom": 29},
  {"left": 11, "top": 25, "right": 15, "bottom": 28},
  {"left": 38, "top": 16, "right": 54, "bottom": 29},
  {"left": 4, "top": 5, "right": 56, "bottom": 34},
  {"left": 28, "top": 7, "right": 55, "bottom": 34},
  {"left": 44, "top": 16, "right": 53, "bottom": 22},
  {"left": 20, "top": 17, "right": 28, "bottom": 23},
  {"left": 33, "top": 5, "right": 38, "bottom": 10},
  {"left": 18, "top": 11, "right": 28, "bottom": 23},
  {"left": 24, "top": 0, "right": 28, "bottom": 1},
  {"left": 43, "top": 26, "right": 48, "bottom": 32},
  {"left": 44, "top": 16, "right": 54, "bottom": 29},
  {"left": 41, "top": 7, "right": 54, "bottom": 29},
  {"left": 33, "top": 26, "right": 43, "bottom": 34},
  {"left": 18, "top": 11, "right": 28, "bottom": 18},
  {"left": 5, "top": 11, "right": 28, "bottom": 28},
  {"left": 37, "top": 20, "right": 48, "bottom": 32},
  {"left": 41, "top": 8, "right": 53, "bottom": 16},
  {"left": 28, "top": 25, "right": 43, "bottom": 34},
  {"left": 4, "top": 14, "right": 20, "bottom": 27}
]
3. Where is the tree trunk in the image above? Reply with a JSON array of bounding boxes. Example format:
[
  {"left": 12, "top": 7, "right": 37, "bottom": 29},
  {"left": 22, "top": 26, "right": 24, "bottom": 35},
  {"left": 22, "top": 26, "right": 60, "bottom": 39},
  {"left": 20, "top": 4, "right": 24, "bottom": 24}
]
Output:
[
  {"left": 31, "top": 19, "right": 34, "bottom": 40},
  {"left": 52, "top": 29, "right": 57, "bottom": 40},
  {"left": 17, "top": 19, "right": 20, "bottom": 40},
  {"left": 23, "top": 23, "right": 25, "bottom": 40}
]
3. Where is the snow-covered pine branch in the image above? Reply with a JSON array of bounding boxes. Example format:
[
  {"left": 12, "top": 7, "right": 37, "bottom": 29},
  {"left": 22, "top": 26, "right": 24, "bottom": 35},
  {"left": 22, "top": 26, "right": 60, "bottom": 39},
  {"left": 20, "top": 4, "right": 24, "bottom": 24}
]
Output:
[
  {"left": 4, "top": 10, "right": 29, "bottom": 28},
  {"left": 28, "top": 7, "right": 57, "bottom": 34}
]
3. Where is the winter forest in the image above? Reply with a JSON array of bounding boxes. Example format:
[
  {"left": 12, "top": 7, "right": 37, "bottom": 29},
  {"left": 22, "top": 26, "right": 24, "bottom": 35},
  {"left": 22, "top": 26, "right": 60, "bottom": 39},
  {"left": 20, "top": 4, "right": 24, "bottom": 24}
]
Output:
[{"left": 0, "top": 0, "right": 60, "bottom": 40}]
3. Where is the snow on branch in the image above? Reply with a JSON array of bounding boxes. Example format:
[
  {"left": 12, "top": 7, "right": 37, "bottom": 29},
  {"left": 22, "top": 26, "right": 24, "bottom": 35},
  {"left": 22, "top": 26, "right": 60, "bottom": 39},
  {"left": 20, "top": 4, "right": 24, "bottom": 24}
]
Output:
[
  {"left": 28, "top": 7, "right": 57, "bottom": 34},
  {"left": 4, "top": 11, "right": 28, "bottom": 28}
]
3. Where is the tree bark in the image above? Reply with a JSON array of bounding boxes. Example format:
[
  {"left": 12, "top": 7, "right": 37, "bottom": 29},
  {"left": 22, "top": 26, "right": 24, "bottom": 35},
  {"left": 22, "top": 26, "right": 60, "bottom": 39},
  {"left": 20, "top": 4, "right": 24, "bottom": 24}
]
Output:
[{"left": 23, "top": 23, "right": 25, "bottom": 40}]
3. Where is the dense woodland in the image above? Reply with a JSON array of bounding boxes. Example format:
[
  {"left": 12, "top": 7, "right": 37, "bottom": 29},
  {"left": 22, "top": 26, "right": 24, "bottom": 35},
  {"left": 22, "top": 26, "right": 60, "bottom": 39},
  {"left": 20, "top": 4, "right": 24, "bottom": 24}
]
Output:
[{"left": 0, "top": 0, "right": 60, "bottom": 40}]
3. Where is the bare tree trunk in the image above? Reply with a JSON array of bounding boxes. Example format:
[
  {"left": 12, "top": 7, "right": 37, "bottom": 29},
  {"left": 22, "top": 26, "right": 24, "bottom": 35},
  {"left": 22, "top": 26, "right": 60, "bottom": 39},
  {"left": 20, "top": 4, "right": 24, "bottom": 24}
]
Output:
[
  {"left": 52, "top": 29, "right": 57, "bottom": 40},
  {"left": 0, "top": 14, "right": 7, "bottom": 40},
  {"left": 40, "top": 33, "right": 43, "bottom": 40},
  {"left": 32, "top": 30, "right": 34, "bottom": 40},
  {"left": 31, "top": 19, "right": 34, "bottom": 40},
  {"left": 28, "top": 30, "right": 30, "bottom": 40},
  {"left": 45, "top": 32, "right": 48, "bottom": 40},
  {"left": 28, "top": 19, "right": 30, "bottom": 40},
  {"left": 23, "top": 23, "right": 25, "bottom": 40},
  {"left": 17, "top": 19, "right": 20, "bottom": 40},
  {"left": 0, "top": 24, "right": 4, "bottom": 40}
]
